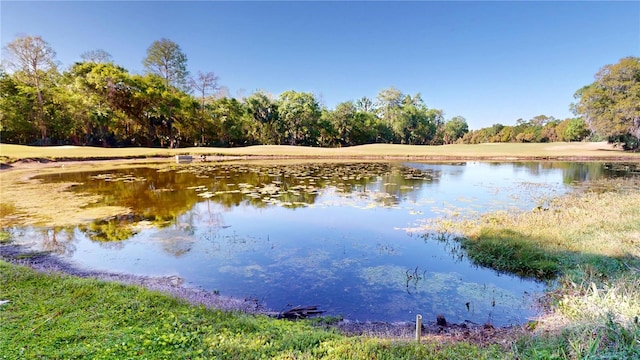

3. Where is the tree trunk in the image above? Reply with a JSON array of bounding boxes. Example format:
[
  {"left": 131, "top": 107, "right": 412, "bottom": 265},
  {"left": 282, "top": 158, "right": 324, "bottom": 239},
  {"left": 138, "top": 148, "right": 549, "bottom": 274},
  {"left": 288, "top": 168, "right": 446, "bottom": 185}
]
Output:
[{"left": 35, "top": 78, "right": 47, "bottom": 145}]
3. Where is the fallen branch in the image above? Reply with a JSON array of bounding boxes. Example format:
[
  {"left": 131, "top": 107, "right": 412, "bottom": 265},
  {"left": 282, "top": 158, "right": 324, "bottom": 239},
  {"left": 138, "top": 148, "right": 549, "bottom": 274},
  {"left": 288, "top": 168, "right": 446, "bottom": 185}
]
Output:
[{"left": 267, "top": 305, "right": 325, "bottom": 319}]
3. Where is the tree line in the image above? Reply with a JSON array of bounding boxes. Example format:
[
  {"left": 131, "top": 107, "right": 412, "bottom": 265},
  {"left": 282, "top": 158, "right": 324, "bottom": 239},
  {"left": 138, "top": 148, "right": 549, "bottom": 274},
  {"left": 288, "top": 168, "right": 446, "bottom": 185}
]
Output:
[
  {"left": 459, "top": 116, "right": 590, "bottom": 144},
  {"left": 1, "top": 35, "right": 638, "bottom": 149}
]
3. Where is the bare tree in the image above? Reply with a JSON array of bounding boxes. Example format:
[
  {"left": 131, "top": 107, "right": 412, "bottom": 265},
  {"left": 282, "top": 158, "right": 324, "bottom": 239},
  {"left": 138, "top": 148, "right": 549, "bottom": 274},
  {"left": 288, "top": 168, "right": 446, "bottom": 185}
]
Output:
[
  {"left": 189, "top": 71, "right": 219, "bottom": 108},
  {"left": 80, "top": 49, "right": 113, "bottom": 63},
  {"left": 214, "top": 86, "right": 231, "bottom": 100},
  {"left": 188, "top": 71, "right": 219, "bottom": 145}
]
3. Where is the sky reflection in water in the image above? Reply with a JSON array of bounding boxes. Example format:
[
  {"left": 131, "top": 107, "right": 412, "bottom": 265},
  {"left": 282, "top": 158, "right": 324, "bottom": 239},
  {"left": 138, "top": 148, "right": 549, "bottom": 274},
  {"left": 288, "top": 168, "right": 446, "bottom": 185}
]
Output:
[{"left": 12, "top": 161, "right": 631, "bottom": 325}]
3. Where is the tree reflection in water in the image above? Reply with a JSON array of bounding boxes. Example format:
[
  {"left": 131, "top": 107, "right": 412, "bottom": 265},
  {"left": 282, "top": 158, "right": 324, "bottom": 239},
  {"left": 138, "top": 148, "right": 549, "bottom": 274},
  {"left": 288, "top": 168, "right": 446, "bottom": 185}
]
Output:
[{"left": 34, "top": 162, "right": 440, "bottom": 248}]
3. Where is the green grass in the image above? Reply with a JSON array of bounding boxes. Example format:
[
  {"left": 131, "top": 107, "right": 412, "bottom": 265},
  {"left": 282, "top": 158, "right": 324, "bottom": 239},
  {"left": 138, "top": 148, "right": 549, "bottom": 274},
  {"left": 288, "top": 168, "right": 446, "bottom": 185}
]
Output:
[
  {"left": 458, "top": 229, "right": 562, "bottom": 279},
  {"left": 0, "top": 261, "right": 504, "bottom": 359},
  {"left": 0, "top": 231, "right": 10, "bottom": 245},
  {"left": 2, "top": 142, "right": 639, "bottom": 163}
]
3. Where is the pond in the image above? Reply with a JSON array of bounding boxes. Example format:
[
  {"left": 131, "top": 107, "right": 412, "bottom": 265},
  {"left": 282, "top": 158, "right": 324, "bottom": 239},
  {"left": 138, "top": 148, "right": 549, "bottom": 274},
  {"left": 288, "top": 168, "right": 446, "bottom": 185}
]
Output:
[{"left": 7, "top": 161, "right": 637, "bottom": 325}]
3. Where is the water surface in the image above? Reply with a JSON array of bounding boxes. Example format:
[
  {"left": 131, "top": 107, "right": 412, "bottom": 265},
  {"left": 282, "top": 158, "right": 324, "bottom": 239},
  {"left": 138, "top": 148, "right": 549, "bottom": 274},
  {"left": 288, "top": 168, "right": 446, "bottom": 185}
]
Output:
[{"left": 9, "top": 161, "right": 635, "bottom": 325}]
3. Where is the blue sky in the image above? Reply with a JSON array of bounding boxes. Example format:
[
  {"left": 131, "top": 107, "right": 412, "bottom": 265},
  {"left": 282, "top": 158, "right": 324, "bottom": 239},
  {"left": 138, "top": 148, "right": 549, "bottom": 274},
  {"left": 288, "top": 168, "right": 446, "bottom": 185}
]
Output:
[{"left": 2, "top": 1, "right": 639, "bottom": 130}]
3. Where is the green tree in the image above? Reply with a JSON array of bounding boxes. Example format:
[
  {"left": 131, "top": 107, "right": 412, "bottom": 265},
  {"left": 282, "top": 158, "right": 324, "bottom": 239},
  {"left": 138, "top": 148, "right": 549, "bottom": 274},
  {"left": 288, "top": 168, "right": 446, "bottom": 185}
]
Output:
[
  {"left": 171, "top": 91, "right": 200, "bottom": 147},
  {"left": 375, "top": 87, "right": 403, "bottom": 141},
  {"left": 442, "top": 116, "right": 469, "bottom": 144},
  {"left": 355, "top": 96, "right": 375, "bottom": 113},
  {"left": 277, "top": 91, "right": 322, "bottom": 146},
  {"left": 316, "top": 111, "right": 335, "bottom": 147},
  {"left": 142, "top": 74, "right": 183, "bottom": 148},
  {"left": 3, "top": 35, "right": 58, "bottom": 144},
  {"left": 374, "top": 88, "right": 442, "bottom": 144},
  {"left": 398, "top": 95, "right": 442, "bottom": 145},
  {"left": 326, "top": 101, "right": 356, "bottom": 146},
  {"left": 574, "top": 56, "right": 640, "bottom": 149},
  {"left": 142, "top": 39, "right": 190, "bottom": 147},
  {"left": 57, "top": 65, "right": 92, "bottom": 144},
  {"left": 354, "top": 96, "right": 387, "bottom": 143},
  {"left": 515, "top": 126, "right": 541, "bottom": 143},
  {"left": 127, "top": 73, "right": 172, "bottom": 146},
  {"left": 65, "top": 61, "right": 135, "bottom": 146},
  {"left": 50, "top": 72, "right": 86, "bottom": 145},
  {"left": 496, "top": 126, "right": 515, "bottom": 143},
  {"left": 461, "top": 124, "right": 504, "bottom": 144},
  {"left": 0, "top": 70, "right": 37, "bottom": 143},
  {"left": 143, "top": 38, "right": 189, "bottom": 90},
  {"left": 557, "top": 117, "right": 590, "bottom": 142},
  {"left": 375, "top": 87, "right": 403, "bottom": 118},
  {"left": 210, "top": 97, "right": 250, "bottom": 146},
  {"left": 246, "top": 91, "right": 279, "bottom": 144}
]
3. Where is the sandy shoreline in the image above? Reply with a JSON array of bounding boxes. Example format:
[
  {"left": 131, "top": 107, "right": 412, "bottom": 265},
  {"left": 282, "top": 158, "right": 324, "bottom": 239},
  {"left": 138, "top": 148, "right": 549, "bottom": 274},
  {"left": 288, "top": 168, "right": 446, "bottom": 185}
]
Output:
[{"left": 2, "top": 141, "right": 640, "bottom": 173}]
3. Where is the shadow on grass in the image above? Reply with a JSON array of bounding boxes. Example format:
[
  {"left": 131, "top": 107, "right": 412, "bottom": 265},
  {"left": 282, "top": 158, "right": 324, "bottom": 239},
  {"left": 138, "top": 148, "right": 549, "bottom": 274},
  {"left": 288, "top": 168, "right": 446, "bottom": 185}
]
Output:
[{"left": 429, "top": 228, "right": 638, "bottom": 282}]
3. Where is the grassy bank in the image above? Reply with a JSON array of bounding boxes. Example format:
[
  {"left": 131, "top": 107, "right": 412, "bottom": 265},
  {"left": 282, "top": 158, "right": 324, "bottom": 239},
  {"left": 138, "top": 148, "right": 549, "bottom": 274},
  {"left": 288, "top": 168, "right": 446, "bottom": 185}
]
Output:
[
  {"left": 0, "top": 260, "right": 503, "bottom": 359},
  {"left": 422, "top": 178, "right": 640, "bottom": 358},
  {"left": 2, "top": 142, "right": 639, "bottom": 164}
]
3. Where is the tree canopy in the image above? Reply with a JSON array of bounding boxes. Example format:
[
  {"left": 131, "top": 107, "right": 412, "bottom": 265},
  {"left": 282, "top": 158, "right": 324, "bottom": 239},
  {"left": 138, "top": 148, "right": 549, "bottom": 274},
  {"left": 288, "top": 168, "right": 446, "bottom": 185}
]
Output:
[
  {"left": 2, "top": 34, "right": 631, "bottom": 149},
  {"left": 2, "top": 35, "right": 58, "bottom": 143},
  {"left": 143, "top": 38, "right": 189, "bottom": 91},
  {"left": 574, "top": 56, "right": 640, "bottom": 149}
]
